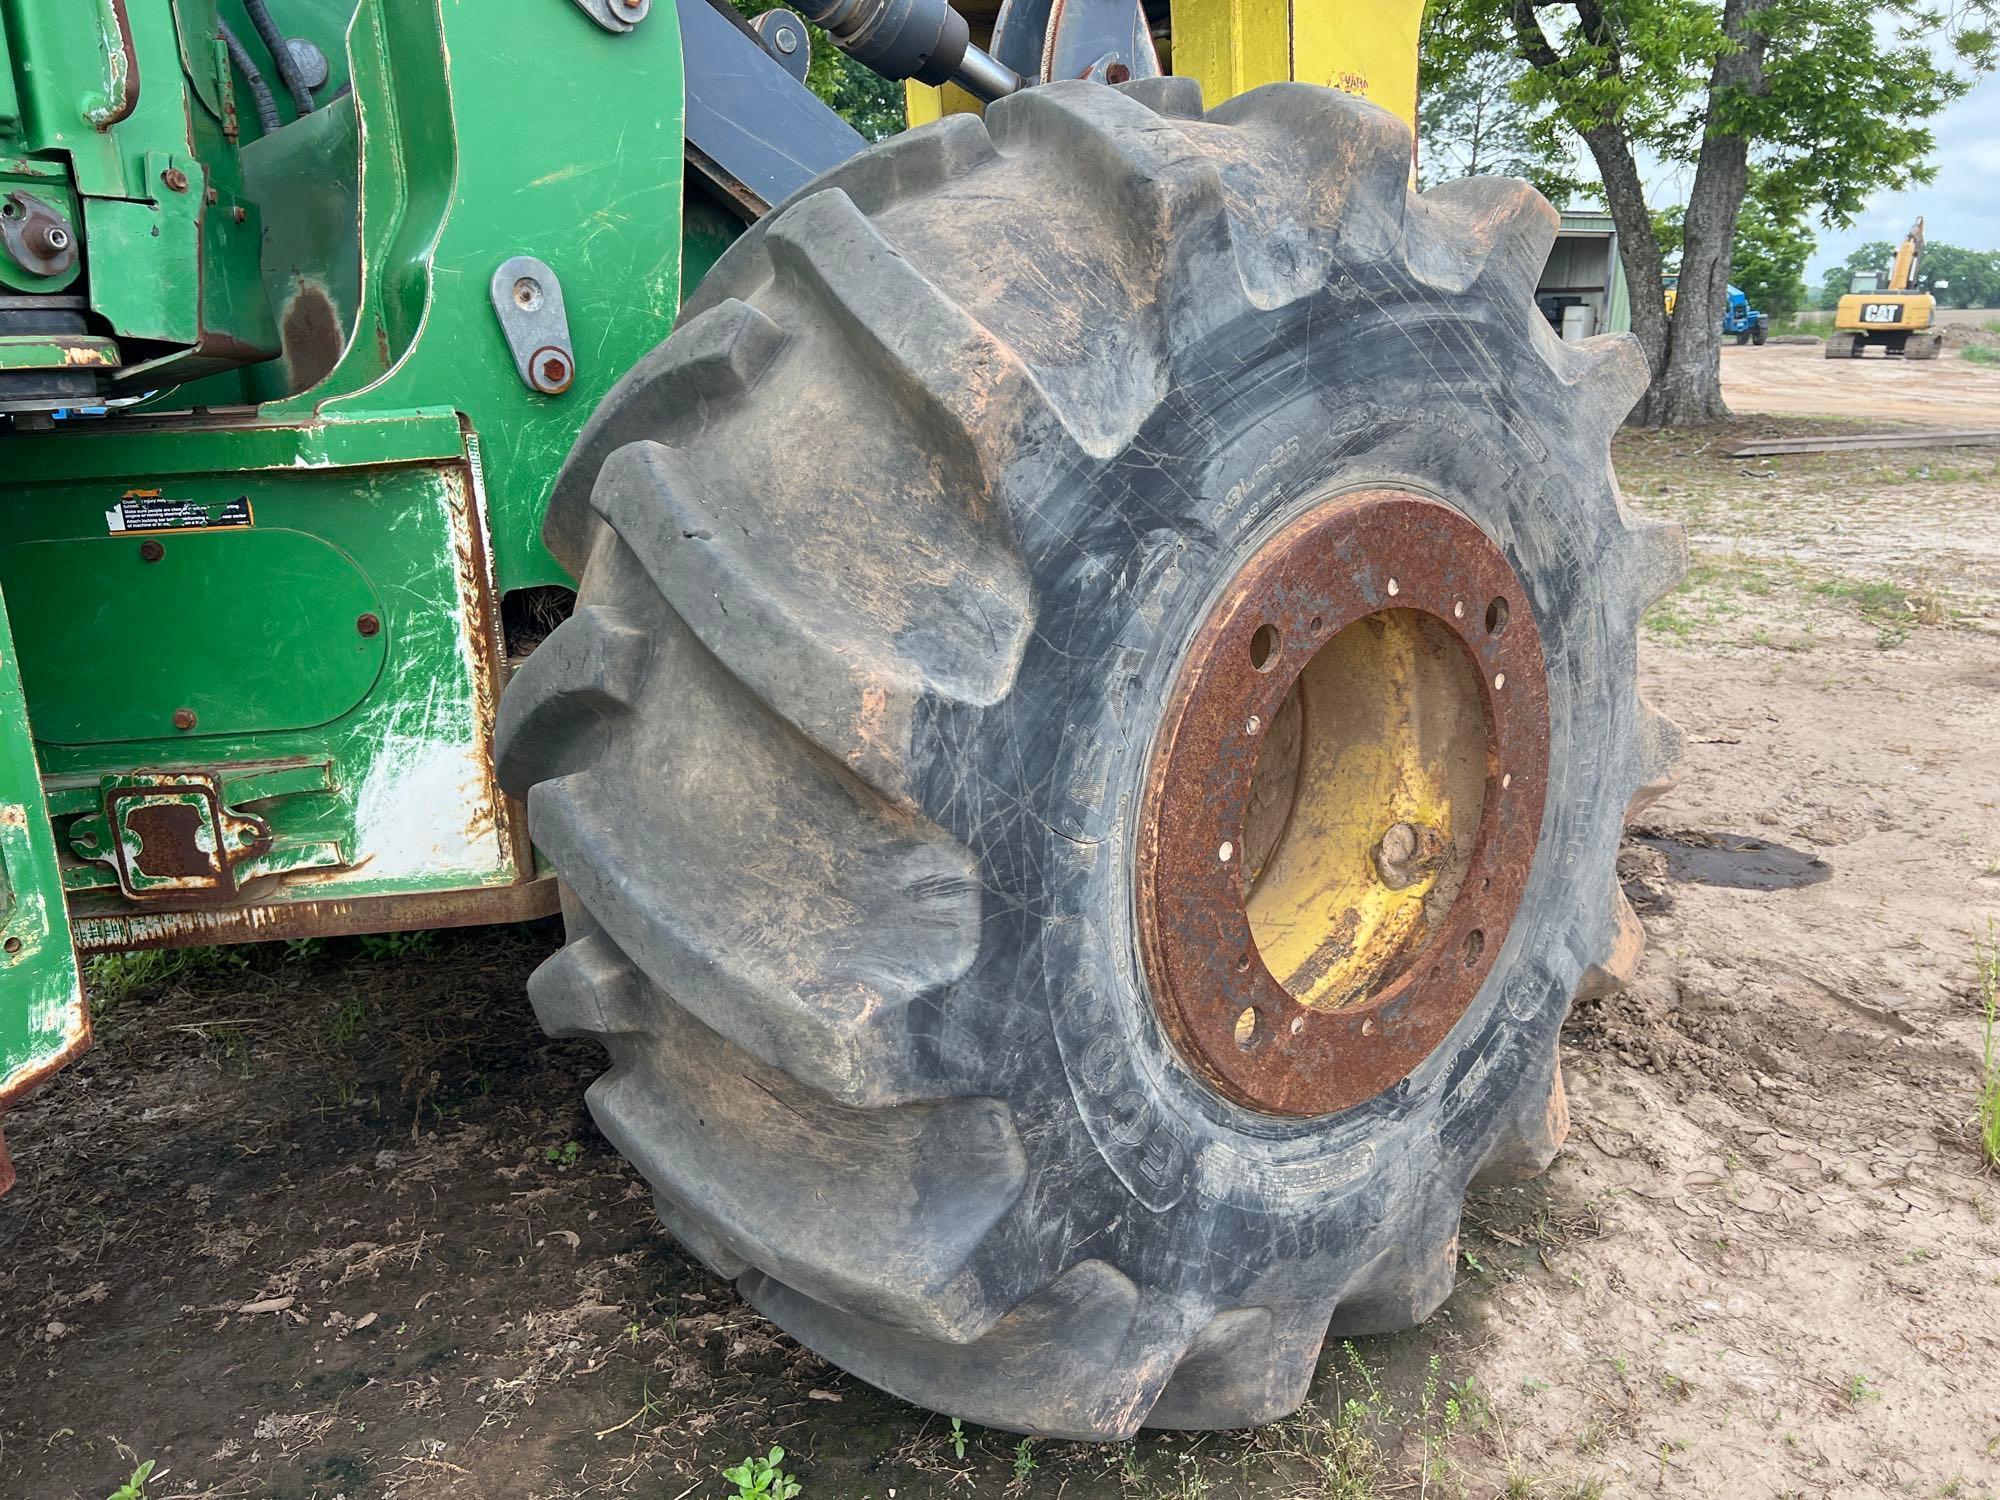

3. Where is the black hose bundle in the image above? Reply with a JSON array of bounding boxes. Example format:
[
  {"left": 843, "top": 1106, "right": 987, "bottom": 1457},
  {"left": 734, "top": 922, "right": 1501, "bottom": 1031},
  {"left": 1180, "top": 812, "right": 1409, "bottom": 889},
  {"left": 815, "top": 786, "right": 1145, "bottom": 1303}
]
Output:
[
  {"left": 243, "top": 0, "right": 317, "bottom": 120},
  {"left": 217, "top": 19, "right": 282, "bottom": 136}
]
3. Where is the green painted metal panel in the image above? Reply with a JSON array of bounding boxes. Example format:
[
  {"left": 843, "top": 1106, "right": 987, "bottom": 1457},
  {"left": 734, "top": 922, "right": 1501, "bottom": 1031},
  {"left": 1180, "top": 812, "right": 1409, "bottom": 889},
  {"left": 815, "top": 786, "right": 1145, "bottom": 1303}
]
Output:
[
  {"left": 265, "top": 0, "right": 690, "bottom": 596},
  {"left": 0, "top": 528, "right": 387, "bottom": 745},
  {"left": 0, "top": 581, "right": 87, "bottom": 1115},
  {"left": 6, "top": 419, "right": 523, "bottom": 907}
]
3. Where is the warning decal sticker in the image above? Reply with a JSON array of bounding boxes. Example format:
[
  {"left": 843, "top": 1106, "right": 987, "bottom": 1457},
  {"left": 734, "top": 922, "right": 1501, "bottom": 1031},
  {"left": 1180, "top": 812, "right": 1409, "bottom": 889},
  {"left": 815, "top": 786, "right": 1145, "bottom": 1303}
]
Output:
[{"left": 104, "top": 490, "right": 254, "bottom": 534}]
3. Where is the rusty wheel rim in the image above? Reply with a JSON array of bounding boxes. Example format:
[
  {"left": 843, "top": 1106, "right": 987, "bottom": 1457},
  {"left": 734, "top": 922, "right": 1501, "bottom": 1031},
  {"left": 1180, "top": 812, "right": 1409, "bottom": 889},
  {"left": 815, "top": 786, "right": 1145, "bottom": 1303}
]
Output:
[{"left": 1137, "top": 490, "right": 1552, "bottom": 1117}]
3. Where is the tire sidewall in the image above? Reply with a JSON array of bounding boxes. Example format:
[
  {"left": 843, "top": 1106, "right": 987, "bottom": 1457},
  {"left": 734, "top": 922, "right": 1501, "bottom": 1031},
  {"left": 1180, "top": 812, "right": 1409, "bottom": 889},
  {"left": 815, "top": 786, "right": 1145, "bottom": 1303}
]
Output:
[{"left": 943, "top": 291, "right": 1634, "bottom": 1257}]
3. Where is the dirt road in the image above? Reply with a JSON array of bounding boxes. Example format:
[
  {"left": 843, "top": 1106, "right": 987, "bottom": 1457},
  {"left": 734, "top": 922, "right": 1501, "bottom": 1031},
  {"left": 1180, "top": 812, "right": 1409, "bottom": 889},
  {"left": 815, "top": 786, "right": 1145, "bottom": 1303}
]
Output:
[
  {"left": 2, "top": 415, "right": 1997, "bottom": 1499},
  {"left": 1720, "top": 341, "right": 2000, "bottom": 424}
]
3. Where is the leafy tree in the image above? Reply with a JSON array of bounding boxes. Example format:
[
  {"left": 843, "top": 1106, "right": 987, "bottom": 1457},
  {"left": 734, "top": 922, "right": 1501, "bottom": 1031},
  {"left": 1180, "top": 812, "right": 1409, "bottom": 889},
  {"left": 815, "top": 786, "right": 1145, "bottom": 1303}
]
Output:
[
  {"left": 1727, "top": 186, "right": 1814, "bottom": 317},
  {"left": 1418, "top": 15, "right": 1584, "bottom": 201},
  {"left": 1909, "top": 242, "right": 2000, "bottom": 307},
  {"left": 1426, "top": 0, "right": 1996, "bottom": 426},
  {"left": 1815, "top": 237, "right": 2000, "bottom": 308},
  {"left": 1656, "top": 180, "right": 1812, "bottom": 318}
]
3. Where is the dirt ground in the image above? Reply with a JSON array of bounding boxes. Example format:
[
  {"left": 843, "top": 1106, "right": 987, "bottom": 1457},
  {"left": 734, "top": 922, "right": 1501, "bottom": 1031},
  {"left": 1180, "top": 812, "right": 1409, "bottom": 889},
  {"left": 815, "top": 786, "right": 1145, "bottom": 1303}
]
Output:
[
  {"left": 3, "top": 360, "right": 1998, "bottom": 1499},
  {"left": 1719, "top": 340, "right": 2000, "bottom": 423}
]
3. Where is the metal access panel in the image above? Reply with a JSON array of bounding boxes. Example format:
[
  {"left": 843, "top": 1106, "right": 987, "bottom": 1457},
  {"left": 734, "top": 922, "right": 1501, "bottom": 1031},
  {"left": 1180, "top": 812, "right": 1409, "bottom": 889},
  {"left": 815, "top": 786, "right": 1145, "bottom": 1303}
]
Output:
[{"left": 0, "top": 412, "right": 549, "bottom": 950}]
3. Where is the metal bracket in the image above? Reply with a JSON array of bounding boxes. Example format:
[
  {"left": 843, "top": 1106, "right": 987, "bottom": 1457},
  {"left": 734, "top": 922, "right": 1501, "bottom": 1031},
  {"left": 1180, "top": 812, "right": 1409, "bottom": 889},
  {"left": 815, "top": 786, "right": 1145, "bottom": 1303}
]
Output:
[
  {"left": 67, "top": 763, "right": 343, "bottom": 903},
  {"left": 568, "top": 0, "right": 650, "bottom": 32},
  {"left": 751, "top": 9, "right": 813, "bottom": 83},
  {"left": 72, "top": 772, "right": 272, "bottom": 903},
  {"left": 0, "top": 192, "right": 79, "bottom": 280},
  {"left": 489, "top": 257, "right": 576, "bottom": 396}
]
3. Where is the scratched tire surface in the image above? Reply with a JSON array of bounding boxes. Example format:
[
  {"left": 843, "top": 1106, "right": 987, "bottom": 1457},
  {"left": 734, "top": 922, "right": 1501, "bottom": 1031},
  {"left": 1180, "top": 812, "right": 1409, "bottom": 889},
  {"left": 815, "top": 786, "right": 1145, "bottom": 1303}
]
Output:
[{"left": 494, "top": 78, "right": 1684, "bottom": 1440}]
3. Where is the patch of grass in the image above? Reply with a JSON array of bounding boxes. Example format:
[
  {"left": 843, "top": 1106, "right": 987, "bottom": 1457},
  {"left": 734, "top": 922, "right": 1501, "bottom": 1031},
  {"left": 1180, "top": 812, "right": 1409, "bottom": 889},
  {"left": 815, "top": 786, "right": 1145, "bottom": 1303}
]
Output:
[
  {"left": 1977, "top": 925, "right": 2000, "bottom": 1170},
  {"left": 1962, "top": 345, "right": 2000, "bottom": 368},
  {"left": 355, "top": 929, "right": 439, "bottom": 960},
  {"left": 1844, "top": 1373, "right": 1881, "bottom": 1407},
  {"left": 85, "top": 946, "right": 249, "bottom": 1016},
  {"left": 1805, "top": 574, "right": 1952, "bottom": 646}
]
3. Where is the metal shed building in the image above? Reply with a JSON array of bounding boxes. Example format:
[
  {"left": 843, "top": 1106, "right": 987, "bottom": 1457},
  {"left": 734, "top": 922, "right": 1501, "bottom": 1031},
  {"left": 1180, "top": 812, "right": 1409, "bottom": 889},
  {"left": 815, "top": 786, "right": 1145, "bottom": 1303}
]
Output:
[{"left": 1536, "top": 211, "right": 1632, "bottom": 339}]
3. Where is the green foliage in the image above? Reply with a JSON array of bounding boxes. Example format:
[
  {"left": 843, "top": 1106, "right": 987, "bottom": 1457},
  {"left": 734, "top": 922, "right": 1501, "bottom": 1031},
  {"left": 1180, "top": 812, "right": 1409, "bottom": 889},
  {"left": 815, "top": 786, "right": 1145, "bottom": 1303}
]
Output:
[
  {"left": 1417, "top": 12, "right": 1586, "bottom": 201},
  {"left": 86, "top": 946, "right": 248, "bottom": 1015},
  {"left": 1816, "top": 240, "right": 1895, "bottom": 307},
  {"left": 1815, "top": 238, "right": 2000, "bottom": 309},
  {"left": 722, "top": 1446, "right": 801, "bottom": 1500},
  {"left": 1911, "top": 242, "right": 2000, "bottom": 307},
  {"left": 105, "top": 1462, "right": 155, "bottom": 1500},
  {"left": 1011, "top": 1438, "right": 1038, "bottom": 1485},
  {"left": 728, "top": 1, "right": 905, "bottom": 140},
  {"left": 1726, "top": 181, "right": 1813, "bottom": 317},
  {"left": 355, "top": 929, "right": 436, "bottom": 961},
  {"left": 545, "top": 1139, "right": 582, "bottom": 1170},
  {"left": 948, "top": 1416, "right": 968, "bottom": 1459},
  {"left": 1430, "top": 0, "right": 1993, "bottom": 227},
  {"left": 1963, "top": 346, "right": 2000, "bottom": 368}
]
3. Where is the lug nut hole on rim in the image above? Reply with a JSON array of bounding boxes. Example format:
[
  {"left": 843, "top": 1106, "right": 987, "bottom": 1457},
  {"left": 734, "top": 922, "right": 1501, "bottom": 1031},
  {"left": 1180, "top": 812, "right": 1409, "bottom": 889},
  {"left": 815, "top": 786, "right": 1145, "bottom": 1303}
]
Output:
[
  {"left": 1249, "top": 623, "right": 1280, "bottom": 670},
  {"left": 1486, "top": 595, "right": 1510, "bottom": 635}
]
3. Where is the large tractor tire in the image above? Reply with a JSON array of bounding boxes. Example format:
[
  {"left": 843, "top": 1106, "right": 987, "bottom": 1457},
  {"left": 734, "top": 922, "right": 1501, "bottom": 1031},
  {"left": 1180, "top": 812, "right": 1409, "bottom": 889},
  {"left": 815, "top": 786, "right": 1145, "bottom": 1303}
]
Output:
[{"left": 495, "top": 79, "right": 1682, "bottom": 1439}]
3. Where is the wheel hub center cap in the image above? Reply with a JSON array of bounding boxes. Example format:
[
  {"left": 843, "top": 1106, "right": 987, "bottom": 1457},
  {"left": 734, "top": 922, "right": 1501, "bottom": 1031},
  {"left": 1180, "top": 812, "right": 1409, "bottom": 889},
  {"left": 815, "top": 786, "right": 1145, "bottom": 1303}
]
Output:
[{"left": 1137, "top": 489, "right": 1552, "bottom": 1116}]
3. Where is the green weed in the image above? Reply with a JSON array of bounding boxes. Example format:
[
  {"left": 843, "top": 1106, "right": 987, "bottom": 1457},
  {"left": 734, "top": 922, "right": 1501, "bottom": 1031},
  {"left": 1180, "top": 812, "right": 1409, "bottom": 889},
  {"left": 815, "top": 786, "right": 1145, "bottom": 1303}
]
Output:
[
  {"left": 324, "top": 995, "right": 372, "bottom": 1047},
  {"left": 1845, "top": 1373, "right": 1881, "bottom": 1406},
  {"left": 355, "top": 929, "right": 438, "bottom": 960},
  {"left": 1961, "top": 345, "right": 2000, "bottom": 368},
  {"left": 85, "top": 946, "right": 247, "bottom": 1014},
  {"left": 722, "top": 1446, "right": 800, "bottom": 1500},
  {"left": 545, "top": 1140, "right": 582, "bottom": 1170},
  {"left": 104, "top": 1462, "right": 155, "bottom": 1500},
  {"left": 1011, "top": 1438, "right": 1037, "bottom": 1486},
  {"left": 948, "top": 1416, "right": 967, "bottom": 1460}
]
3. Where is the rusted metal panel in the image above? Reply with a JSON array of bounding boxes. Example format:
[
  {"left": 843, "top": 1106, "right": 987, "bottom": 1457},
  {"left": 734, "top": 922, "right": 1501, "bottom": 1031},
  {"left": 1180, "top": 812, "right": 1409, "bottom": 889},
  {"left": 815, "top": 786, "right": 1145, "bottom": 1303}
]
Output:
[
  {"left": 69, "top": 874, "right": 560, "bottom": 952},
  {"left": 1137, "top": 489, "right": 1552, "bottom": 1117}
]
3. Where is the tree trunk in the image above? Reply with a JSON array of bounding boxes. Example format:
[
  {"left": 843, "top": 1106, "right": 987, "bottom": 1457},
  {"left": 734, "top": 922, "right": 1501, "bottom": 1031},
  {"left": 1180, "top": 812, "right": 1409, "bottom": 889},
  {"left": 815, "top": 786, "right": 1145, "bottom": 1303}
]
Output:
[
  {"left": 1510, "top": 0, "right": 1769, "bottom": 427},
  {"left": 1639, "top": 0, "right": 1768, "bottom": 425}
]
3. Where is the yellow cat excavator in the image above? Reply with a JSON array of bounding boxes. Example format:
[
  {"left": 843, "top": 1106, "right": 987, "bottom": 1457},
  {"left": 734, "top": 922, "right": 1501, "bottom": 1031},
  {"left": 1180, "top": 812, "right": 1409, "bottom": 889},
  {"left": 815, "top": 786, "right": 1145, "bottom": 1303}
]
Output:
[{"left": 1828, "top": 217, "right": 1943, "bottom": 359}]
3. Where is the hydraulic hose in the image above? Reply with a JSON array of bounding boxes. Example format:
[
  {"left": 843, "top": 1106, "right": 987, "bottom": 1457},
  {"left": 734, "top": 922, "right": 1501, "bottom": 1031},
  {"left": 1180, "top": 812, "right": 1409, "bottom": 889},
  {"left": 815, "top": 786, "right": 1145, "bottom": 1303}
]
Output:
[
  {"left": 218, "top": 19, "right": 283, "bottom": 136},
  {"left": 243, "top": 0, "right": 317, "bottom": 119},
  {"left": 790, "top": 0, "right": 1021, "bottom": 99}
]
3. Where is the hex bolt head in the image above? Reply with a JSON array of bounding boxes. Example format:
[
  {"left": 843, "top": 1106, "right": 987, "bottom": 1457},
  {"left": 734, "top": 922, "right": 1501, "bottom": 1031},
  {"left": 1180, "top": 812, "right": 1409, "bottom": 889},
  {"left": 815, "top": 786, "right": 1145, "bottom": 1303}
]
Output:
[
  {"left": 356, "top": 612, "right": 382, "bottom": 638},
  {"left": 138, "top": 539, "right": 165, "bottom": 563},
  {"left": 171, "top": 708, "right": 198, "bottom": 731},
  {"left": 528, "top": 345, "right": 574, "bottom": 395},
  {"left": 161, "top": 166, "right": 190, "bottom": 194}
]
